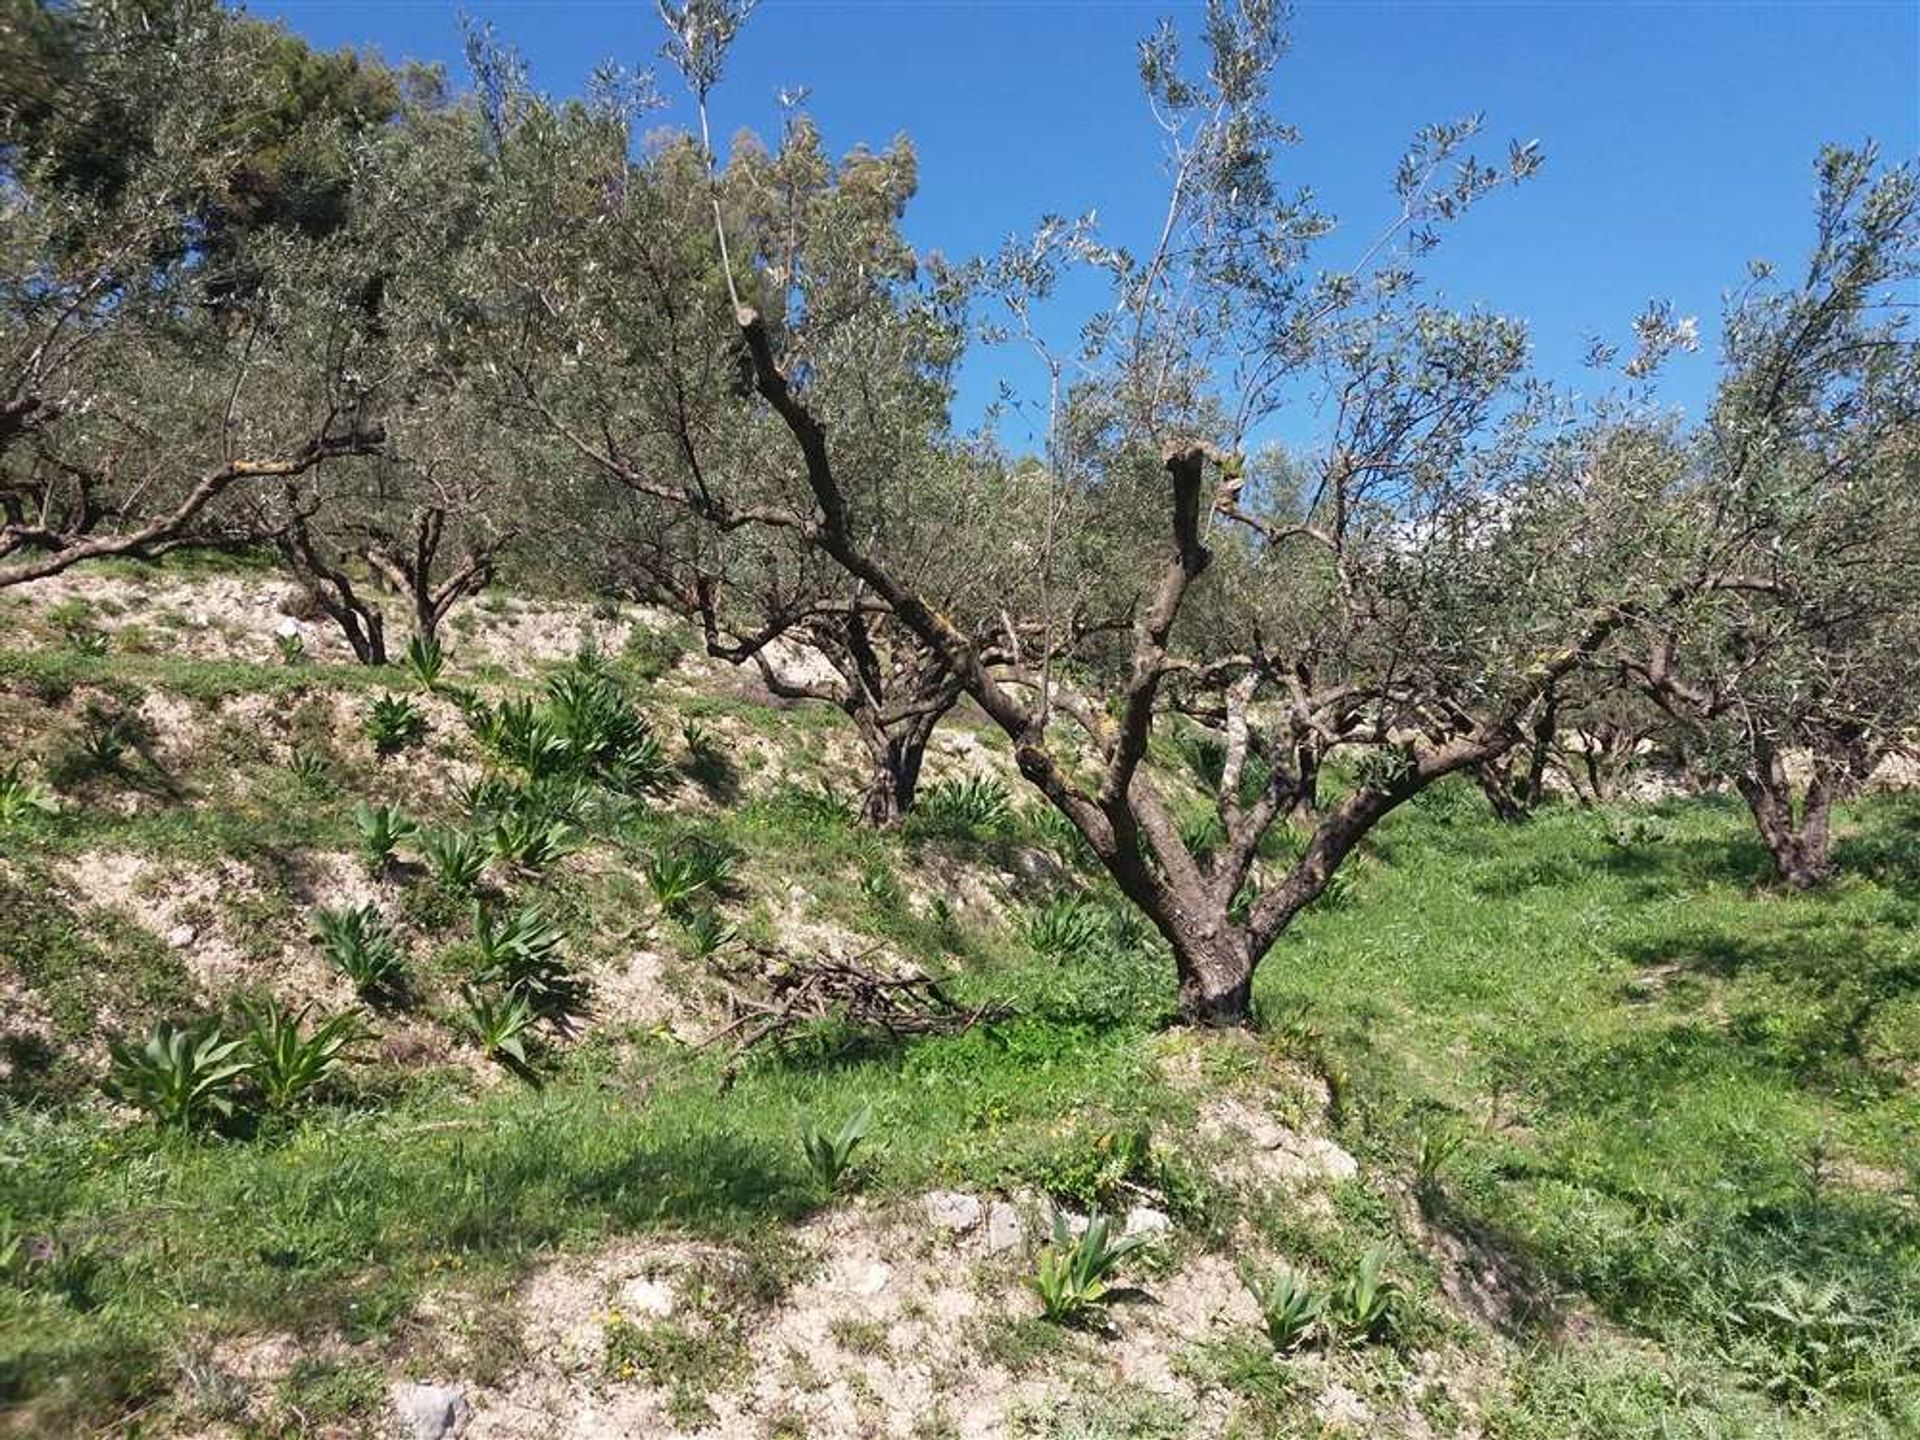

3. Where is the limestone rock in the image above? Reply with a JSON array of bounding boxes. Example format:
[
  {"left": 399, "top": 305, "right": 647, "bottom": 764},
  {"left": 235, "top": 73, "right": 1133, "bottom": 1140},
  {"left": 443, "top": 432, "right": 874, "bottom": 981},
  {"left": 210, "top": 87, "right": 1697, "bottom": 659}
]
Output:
[{"left": 393, "top": 1382, "right": 470, "bottom": 1440}]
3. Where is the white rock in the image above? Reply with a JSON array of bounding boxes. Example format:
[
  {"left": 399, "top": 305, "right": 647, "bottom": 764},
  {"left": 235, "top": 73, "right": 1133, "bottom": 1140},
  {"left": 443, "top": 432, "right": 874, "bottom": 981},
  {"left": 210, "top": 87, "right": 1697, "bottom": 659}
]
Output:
[
  {"left": 828, "top": 1258, "right": 892, "bottom": 1297},
  {"left": 274, "top": 617, "right": 302, "bottom": 639},
  {"left": 1124, "top": 1205, "right": 1173, "bottom": 1237},
  {"left": 618, "top": 1276, "right": 675, "bottom": 1319},
  {"left": 393, "top": 1382, "right": 470, "bottom": 1440},
  {"left": 166, "top": 925, "right": 197, "bottom": 949},
  {"left": 984, "top": 1201, "right": 1025, "bottom": 1254},
  {"left": 922, "top": 1190, "right": 984, "bottom": 1234}
]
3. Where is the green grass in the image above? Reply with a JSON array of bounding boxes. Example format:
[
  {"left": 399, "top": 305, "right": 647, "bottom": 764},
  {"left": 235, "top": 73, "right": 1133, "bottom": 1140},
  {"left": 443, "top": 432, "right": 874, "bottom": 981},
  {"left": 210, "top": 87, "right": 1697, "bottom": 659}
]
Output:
[{"left": 3, "top": 611, "right": 1918, "bottom": 1436}]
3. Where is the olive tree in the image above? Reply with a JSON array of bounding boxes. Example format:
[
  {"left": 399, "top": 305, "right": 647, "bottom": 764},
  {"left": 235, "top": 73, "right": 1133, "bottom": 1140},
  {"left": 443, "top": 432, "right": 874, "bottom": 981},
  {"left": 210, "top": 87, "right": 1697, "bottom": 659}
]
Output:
[
  {"left": 638, "top": 0, "right": 1680, "bottom": 1021},
  {"left": 458, "top": 41, "right": 1079, "bottom": 824},
  {"left": 0, "top": 1, "right": 392, "bottom": 588},
  {"left": 1616, "top": 148, "right": 1920, "bottom": 887}
]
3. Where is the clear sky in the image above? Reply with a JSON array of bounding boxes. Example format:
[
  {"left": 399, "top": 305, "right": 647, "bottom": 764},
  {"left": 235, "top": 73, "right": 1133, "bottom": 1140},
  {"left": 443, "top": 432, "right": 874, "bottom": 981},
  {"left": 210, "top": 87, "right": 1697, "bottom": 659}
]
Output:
[{"left": 257, "top": 0, "right": 1919, "bottom": 452}]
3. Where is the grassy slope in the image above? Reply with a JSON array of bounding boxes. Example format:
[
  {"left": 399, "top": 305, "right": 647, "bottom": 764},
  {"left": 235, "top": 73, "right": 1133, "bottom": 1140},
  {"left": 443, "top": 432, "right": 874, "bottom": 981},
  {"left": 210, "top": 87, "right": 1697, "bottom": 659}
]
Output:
[{"left": 1, "top": 588, "right": 1916, "bottom": 1438}]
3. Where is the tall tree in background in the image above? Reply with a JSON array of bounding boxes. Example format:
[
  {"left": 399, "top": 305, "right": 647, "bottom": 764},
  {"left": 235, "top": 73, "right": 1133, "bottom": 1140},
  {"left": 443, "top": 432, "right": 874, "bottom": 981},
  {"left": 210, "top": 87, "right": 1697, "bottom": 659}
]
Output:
[
  {"left": 0, "top": 0, "right": 396, "bottom": 587},
  {"left": 1619, "top": 147, "right": 1920, "bottom": 887}
]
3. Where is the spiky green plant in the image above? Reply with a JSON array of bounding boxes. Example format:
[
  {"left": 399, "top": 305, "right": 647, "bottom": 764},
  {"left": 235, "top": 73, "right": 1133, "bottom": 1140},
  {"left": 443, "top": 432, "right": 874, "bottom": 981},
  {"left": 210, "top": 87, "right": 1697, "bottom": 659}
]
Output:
[
  {"left": 645, "top": 841, "right": 736, "bottom": 917},
  {"left": 0, "top": 762, "right": 57, "bottom": 828},
  {"left": 240, "top": 999, "right": 370, "bottom": 1111},
  {"left": 1020, "top": 898, "right": 1107, "bottom": 959},
  {"left": 274, "top": 631, "right": 306, "bottom": 666},
  {"left": 404, "top": 633, "right": 446, "bottom": 690},
  {"left": 419, "top": 826, "right": 489, "bottom": 893},
  {"left": 800, "top": 1102, "right": 874, "bottom": 1191},
  {"left": 1030, "top": 1208, "right": 1153, "bottom": 1325},
  {"left": 918, "top": 775, "right": 1013, "bottom": 832},
  {"left": 489, "top": 810, "right": 579, "bottom": 873},
  {"left": 285, "top": 747, "right": 331, "bottom": 790},
  {"left": 363, "top": 693, "right": 427, "bottom": 756},
  {"left": 104, "top": 1020, "right": 251, "bottom": 1130},
  {"left": 676, "top": 907, "right": 737, "bottom": 962},
  {"left": 1241, "top": 1264, "right": 1327, "bottom": 1353},
  {"left": 353, "top": 801, "right": 417, "bottom": 874},
  {"left": 1330, "top": 1246, "right": 1401, "bottom": 1344},
  {"left": 458, "top": 984, "right": 536, "bottom": 1072},
  {"left": 472, "top": 902, "right": 580, "bottom": 1019},
  {"left": 313, "top": 903, "right": 404, "bottom": 996}
]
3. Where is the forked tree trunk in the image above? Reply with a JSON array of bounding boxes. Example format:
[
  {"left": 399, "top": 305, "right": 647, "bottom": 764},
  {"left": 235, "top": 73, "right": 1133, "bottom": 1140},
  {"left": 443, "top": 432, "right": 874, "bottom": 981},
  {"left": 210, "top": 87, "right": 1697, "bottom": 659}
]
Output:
[
  {"left": 1736, "top": 763, "right": 1836, "bottom": 890},
  {"left": 1173, "top": 930, "right": 1256, "bottom": 1026},
  {"left": 276, "top": 519, "right": 389, "bottom": 666},
  {"left": 857, "top": 730, "right": 931, "bottom": 828}
]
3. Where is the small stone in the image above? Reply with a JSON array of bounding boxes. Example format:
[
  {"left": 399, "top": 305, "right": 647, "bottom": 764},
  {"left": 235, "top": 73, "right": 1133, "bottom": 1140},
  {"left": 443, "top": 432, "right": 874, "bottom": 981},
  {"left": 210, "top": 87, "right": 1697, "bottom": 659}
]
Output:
[
  {"left": 166, "top": 925, "right": 197, "bottom": 949},
  {"left": 1123, "top": 1205, "right": 1173, "bottom": 1238},
  {"left": 393, "top": 1382, "right": 470, "bottom": 1440},
  {"left": 618, "top": 1276, "right": 675, "bottom": 1319},
  {"left": 832, "top": 1259, "right": 892, "bottom": 1297},
  {"left": 922, "top": 1190, "right": 984, "bottom": 1234},
  {"left": 984, "top": 1201, "right": 1025, "bottom": 1254},
  {"left": 274, "top": 617, "right": 302, "bottom": 640}
]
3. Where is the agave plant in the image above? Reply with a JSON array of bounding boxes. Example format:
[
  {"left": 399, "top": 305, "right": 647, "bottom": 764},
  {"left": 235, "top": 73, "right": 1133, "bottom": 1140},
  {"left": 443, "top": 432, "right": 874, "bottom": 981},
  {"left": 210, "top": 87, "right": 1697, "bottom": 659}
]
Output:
[
  {"left": 1020, "top": 897, "right": 1107, "bottom": 959},
  {"left": 1242, "top": 1263, "right": 1327, "bottom": 1353},
  {"left": 403, "top": 633, "right": 447, "bottom": 691},
  {"left": 489, "top": 809, "right": 580, "bottom": 873},
  {"left": 363, "top": 693, "right": 427, "bottom": 757},
  {"left": 1030, "top": 1207, "right": 1153, "bottom": 1325},
  {"left": 353, "top": 801, "right": 418, "bottom": 874},
  {"left": 104, "top": 1020, "right": 252, "bottom": 1130},
  {"left": 274, "top": 630, "right": 306, "bottom": 666},
  {"left": 676, "top": 906, "right": 737, "bottom": 962},
  {"left": 313, "top": 903, "right": 405, "bottom": 996},
  {"left": 285, "top": 747, "right": 331, "bottom": 790},
  {"left": 419, "top": 826, "right": 489, "bottom": 893},
  {"left": 1330, "top": 1246, "right": 1401, "bottom": 1344},
  {"left": 800, "top": 1102, "right": 874, "bottom": 1191},
  {"left": 917, "top": 775, "right": 1013, "bottom": 833},
  {"left": 472, "top": 902, "right": 581, "bottom": 1019},
  {"left": 240, "top": 999, "right": 370, "bottom": 1111},
  {"left": 458, "top": 983, "right": 537, "bottom": 1073},
  {"left": 0, "top": 762, "right": 57, "bottom": 828},
  {"left": 645, "top": 841, "right": 736, "bottom": 917}
]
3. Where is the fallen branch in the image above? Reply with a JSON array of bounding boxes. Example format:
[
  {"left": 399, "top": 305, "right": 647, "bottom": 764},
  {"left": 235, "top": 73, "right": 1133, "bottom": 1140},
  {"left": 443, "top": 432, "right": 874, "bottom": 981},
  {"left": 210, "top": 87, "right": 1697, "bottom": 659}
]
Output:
[{"left": 704, "top": 942, "right": 1011, "bottom": 1084}]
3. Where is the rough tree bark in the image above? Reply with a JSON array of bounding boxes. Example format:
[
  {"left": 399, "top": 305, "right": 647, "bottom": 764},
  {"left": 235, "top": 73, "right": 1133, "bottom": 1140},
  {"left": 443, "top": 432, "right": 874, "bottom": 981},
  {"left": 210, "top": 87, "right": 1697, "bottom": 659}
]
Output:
[
  {"left": 275, "top": 505, "right": 389, "bottom": 666},
  {"left": 1735, "top": 737, "right": 1839, "bottom": 890}
]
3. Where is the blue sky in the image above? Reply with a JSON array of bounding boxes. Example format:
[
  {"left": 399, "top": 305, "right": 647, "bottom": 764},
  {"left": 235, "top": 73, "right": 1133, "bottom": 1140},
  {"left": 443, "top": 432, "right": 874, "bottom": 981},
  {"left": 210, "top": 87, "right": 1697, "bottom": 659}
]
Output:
[{"left": 258, "top": 1, "right": 1919, "bottom": 452}]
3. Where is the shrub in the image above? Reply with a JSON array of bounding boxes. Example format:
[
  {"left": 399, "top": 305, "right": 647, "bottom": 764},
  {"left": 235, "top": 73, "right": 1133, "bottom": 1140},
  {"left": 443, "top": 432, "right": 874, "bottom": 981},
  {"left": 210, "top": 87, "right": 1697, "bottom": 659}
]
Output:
[
  {"left": 274, "top": 631, "right": 306, "bottom": 666},
  {"left": 240, "top": 999, "right": 369, "bottom": 1111},
  {"left": 1030, "top": 1208, "right": 1153, "bottom": 1325},
  {"left": 363, "top": 693, "right": 427, "bottom": 756},
  {"left": 800, "top": 1102, "right": 874, "bottom": 1191},
  {"left": 313, "top": 903, "right": 405, "bottom": 996},
  {"left": 104, "top": 1020, "right": 251, "bottom": 1130},
  {"left": 1241, "top": 1264, "right": 1326, "bottom": 1353}
]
